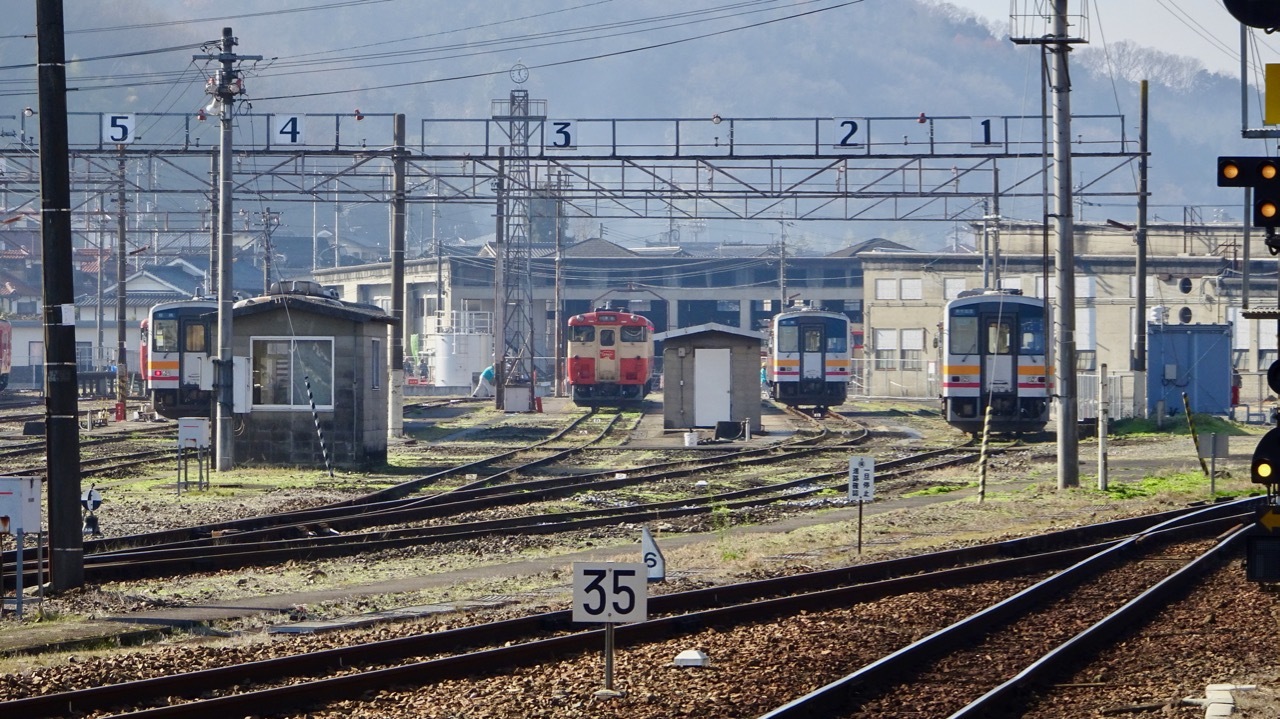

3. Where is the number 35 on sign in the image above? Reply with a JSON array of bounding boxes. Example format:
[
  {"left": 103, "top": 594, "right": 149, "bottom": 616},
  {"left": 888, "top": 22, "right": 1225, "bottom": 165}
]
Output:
[{"left": 572, "top": 562, "right": 648, "bottom": 624}]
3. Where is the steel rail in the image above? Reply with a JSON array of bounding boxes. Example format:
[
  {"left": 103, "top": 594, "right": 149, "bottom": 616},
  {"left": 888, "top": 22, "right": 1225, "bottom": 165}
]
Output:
[
  {"left": 1, "top": 503, "right": 1253, "bottom": 719},
  {"left": 757, "top": 499, "right": 1263, "bottom": 719}
]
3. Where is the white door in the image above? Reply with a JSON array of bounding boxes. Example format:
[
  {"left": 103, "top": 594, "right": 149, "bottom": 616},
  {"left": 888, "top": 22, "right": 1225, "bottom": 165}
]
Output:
[{"left": 694, "top": 348, "right": 731, "bottom": 426}]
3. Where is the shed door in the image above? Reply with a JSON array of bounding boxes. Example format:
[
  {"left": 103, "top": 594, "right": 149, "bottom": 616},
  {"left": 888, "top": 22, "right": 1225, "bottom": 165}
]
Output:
[{"left": 694, "top": 348, "right": 731, "bottom": 426}]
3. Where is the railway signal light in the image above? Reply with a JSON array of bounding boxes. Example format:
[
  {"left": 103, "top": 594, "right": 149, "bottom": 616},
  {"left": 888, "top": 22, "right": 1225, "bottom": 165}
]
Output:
[
  {"left": 1223, "top": 0, "right": 1280, "bottom": 30},
  {"left": 1217, "top": 156, "right": 1280, "bottom": 253},
  {"left": 1251, "top": 427, "right": 1280, "bottom": 484}
]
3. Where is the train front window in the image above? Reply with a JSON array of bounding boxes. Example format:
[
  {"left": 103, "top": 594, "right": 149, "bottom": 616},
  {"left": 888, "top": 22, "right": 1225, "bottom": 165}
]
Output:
[
  {"left": 599, "top": 329, "right": 615, "bottom": 347},
  {"left": 986, "top": 320, "right": 1012, "bottom": 355},
  {"left": 152, "top": 318, "right": 179, "bottom": 353},
  {"left": 183, "top": 323, "right": 207, "bottom": 353},
  {"left": 825, "top": 319, "right": 847, "bottom": 352},
  {"left": 620, "top": 325, "right": 645, "bottom": 342},
  {"left": 1020, "top": 316, "right": 1045, "bottom": 354},
  {"left": 776, "top": 325, "right": 799, "bottom": 353},
  {"left": 571, "top": 326, "right": 594, "bottom": 343},
  {"left": 803, "top": 328, "right": 822, "bottom": 352},
  {"left": 949, "top": 316, "right": 978, "bottom": 355}
]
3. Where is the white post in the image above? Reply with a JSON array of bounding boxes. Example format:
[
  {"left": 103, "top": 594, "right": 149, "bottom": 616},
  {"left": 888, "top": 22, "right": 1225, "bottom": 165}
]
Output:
[{"left": 1098, "top": 363, "right": 1108, "bottom": 490}]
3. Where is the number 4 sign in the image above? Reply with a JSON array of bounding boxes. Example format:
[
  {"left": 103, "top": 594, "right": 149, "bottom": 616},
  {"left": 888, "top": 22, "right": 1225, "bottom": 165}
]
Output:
[
  {"left": 572, "top": 562, "right": 647, "bottom": 624},
  {"left": 271, "top": 115, "right": 306, "bottom": 146}
]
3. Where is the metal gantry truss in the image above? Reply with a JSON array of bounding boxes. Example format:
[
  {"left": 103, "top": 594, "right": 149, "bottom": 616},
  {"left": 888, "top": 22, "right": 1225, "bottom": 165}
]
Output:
[{"left": 1, "top": 109, "right": 1143, "bottom": 382}]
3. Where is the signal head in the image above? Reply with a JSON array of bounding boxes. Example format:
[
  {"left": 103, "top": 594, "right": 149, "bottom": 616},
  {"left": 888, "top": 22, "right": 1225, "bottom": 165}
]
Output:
[{"left": 1251, "top": 427, "right": 1280, "bottom": 484}]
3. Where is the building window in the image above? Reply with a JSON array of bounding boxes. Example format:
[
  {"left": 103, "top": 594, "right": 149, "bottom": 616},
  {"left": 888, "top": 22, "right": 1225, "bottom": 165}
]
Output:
[
  {"left": 1262, "top": 349, "right": 1278, "bottom": 369},
  {"left": 1000, "top": 276, "right": 1022, "bottom": 292},
  {"left": 901, "top": 328, "right": 924, "bottom": 370},
  {"left": 875, "top": 278, "right": 897, "bottom": 300},
  {"left": 1233, "top": 349, "right": 1247, "bottom": 369},
  {"left": 371, "top": 338, "right": 382, "bottom": 390},
  {"left": 1076, "top": 350, "right": 1097, "bottom": 371},
  {"left": 900, "top": 278, "right": 923, "bottom": 300},
  {"left": 944, "top": 278, "right": 966, "bottom": 300},
  {"left": 873, "top": 328, "right": 897, "bottom": 370},
  {"left": 252, "top": 337, "right": 334, "bottom": 409}
]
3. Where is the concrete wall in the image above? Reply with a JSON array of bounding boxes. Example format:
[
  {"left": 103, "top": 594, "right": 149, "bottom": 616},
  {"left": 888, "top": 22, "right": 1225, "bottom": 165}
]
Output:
[{"left": 661, "top": 332, "right": 762, "bottom": 431}]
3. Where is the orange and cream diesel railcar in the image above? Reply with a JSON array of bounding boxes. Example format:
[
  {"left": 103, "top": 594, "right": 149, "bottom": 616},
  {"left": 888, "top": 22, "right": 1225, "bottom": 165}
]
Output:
[
  {"left": 566, "top": 310, "right": 655, "bottom": 406},
  {"left": 941, "top": 290, "right": 1051, "bottom": 436},
  {"left": 766, "top": 308, "right": 850, "bottom": 410}
]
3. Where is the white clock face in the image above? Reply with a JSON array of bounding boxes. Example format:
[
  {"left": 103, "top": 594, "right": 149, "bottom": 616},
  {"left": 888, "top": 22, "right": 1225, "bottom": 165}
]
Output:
[{"left": 510, "top": 63, "right": 529, "bottom": 84}]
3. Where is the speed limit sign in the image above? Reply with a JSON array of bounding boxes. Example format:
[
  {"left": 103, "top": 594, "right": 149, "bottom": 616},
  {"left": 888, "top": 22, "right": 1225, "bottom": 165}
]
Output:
[{"left": 572, "top": 562, "right": 647, "bottom": 624}]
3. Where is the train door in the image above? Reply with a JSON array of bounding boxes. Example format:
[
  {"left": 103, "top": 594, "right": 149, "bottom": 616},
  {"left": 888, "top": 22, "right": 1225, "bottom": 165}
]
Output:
[
  {"left": 180, "top": 316, "right": 211, "bottom": 388},
  {"left": 595, "top": 327, "right": 619, "bottom": 382},
  {"left": 982, "top": 312, "right": 1015, "bottom": 398},
  {"left": 799, "top": 322, "right": 825, "bottom": 383}
]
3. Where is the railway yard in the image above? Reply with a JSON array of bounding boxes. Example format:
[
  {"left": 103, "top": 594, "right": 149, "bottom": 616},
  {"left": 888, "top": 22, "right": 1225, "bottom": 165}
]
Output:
[{"left": 0, "top": 392, "right": 1277, "bottom": 717}]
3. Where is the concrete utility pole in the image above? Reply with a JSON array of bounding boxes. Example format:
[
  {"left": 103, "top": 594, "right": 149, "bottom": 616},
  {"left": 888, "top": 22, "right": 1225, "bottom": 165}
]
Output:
[
  {"left": 388, "top": 114, "right": 406, "bottom": 438},
  {"left": 116, "top": 150, "right": 128, "bottom": 420},
  {"left": 195, "top": 27, "right": 261, "bottom": 472},
  {"left": 36, "top": 0, "right": 85, "bottom": 590},
  {"left": 1050, "top": 0, "right": 1080, "bottom": 489},
  {"left": 1133, "top": 79, "right": 1149, "bottom": 418},
  {"left": 257, "top": 206, "right": 280, "bottom": 295}
]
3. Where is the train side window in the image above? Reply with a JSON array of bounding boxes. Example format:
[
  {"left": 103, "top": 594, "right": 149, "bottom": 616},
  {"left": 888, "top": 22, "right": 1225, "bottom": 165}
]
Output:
[
  {"left": 572, "top": 326, "right": 595, "bottom": 343},
  {"left": 153, "top": 318, "right": 179, "bottom": 352},
  {"left": 776, "top": 325, "right": 798, "bottom": 353},
  {"left": 621, "top": 325, "right": 645, "bottom": 342},
  {"left": 987, "top": 320, "right": 1012, "bottom": 355},
  {"left": 949, "top": 316, "right": 978, "bottom": 355},
  {"left": 803, "top": 328, "right": 822, "bottom": 353},
  {"left": 183, "top": 323, "right": 207, "bottom": 353},
  {"left": 599, "top": 329, "right": 615, "bottom": 347}
]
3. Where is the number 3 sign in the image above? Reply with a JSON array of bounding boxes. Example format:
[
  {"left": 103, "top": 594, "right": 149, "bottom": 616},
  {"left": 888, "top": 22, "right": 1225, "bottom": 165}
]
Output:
[{"left": 572, "top": 562, "right": 647, "bottom": 624}]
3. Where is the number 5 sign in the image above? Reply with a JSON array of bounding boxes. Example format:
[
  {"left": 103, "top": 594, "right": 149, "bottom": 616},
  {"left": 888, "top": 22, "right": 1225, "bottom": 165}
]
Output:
[
  {"left": 102, "top": 114, "right": 135, "bottom": 144},
  {"left": 572, "top": 562, "right": 647, "bottom": 624}
]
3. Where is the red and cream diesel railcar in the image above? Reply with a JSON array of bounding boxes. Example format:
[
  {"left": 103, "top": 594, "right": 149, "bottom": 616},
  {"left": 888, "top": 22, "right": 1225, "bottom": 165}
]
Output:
[{"left": 566, "top": 310, "right": 655, "bottom": 406}]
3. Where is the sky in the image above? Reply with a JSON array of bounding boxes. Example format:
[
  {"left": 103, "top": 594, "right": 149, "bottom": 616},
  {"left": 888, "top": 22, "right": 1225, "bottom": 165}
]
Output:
[{"left": 952, "top": 0, "right": 1269, "bottom": 77}]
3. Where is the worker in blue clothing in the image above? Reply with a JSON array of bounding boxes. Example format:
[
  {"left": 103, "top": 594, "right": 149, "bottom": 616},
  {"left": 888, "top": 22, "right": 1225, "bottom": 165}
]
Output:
[{"left": 472, "top": 364, "right": 496, "bottom": 397}]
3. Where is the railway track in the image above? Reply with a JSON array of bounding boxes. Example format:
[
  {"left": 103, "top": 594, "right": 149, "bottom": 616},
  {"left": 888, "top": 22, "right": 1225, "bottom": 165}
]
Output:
[
  {"left": 0, "top": 435, "right": 1032, "bottom": 585},
  {"left": 0, "top": 500, "right": 1256, "bottom": 719}
]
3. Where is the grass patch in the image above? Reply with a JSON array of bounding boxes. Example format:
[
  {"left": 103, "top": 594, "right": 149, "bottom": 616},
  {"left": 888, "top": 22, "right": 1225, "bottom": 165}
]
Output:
[
  {"left": 904, "top": 483, "right": 974, "bottom": 497},
  {"left": 1097, "top": 470, "right": 1265, "bottom": 501},
  {"left": 1110, "top": 413, "right": 1254, "bottom": 438}
]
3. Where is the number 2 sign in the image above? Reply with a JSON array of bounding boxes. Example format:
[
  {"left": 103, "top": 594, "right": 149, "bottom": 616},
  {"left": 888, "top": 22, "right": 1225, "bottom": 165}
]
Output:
[{"left": 572, "top": 562, "right": 647, "bottom": 624}]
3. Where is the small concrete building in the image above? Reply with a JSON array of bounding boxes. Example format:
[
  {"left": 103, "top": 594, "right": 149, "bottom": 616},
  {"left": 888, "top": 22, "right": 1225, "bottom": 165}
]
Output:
[
  {"left": 655, "top": 323, "right": 764, "bottom": 432},
  {"left": 231, "top": 288, "right": 395, "bottom": 469}
]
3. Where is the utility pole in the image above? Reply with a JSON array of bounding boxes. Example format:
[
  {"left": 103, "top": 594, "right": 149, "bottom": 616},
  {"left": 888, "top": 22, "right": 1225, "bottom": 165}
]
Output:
[
  {"left": 36, "top": 0, "right": 84, "bottom": 590},
  {"left": 1049, "top": 0, "right": 1080, "bottom": 489},
  {"left": 115, "top": 150, "right": 128, "bottom": 420},
  {"left": 257, "top": 206, "right": 280, "bottom": 295},
  {"left": 388, "top": 113, "right": 406, "bottom": 438},
  {"left": 196, "top": 27, "right": 261, "bottom": 472},
  {"left": 95, "top": 199, "right": 105, "bottom": 369},
  {"left": 1133, "top": 79, "right": 1149, "bottom": 418},
  {"left": 553, "top": 173, "right": 565, "bottom": 397},
  {"left": 778, "top": 217, "right": 787, "bottom": 310}
]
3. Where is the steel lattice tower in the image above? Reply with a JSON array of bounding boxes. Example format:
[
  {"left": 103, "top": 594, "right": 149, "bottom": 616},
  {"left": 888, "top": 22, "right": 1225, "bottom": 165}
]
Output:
[{"left": 494, "top": 88, "right": 542, "bottom": 409}]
